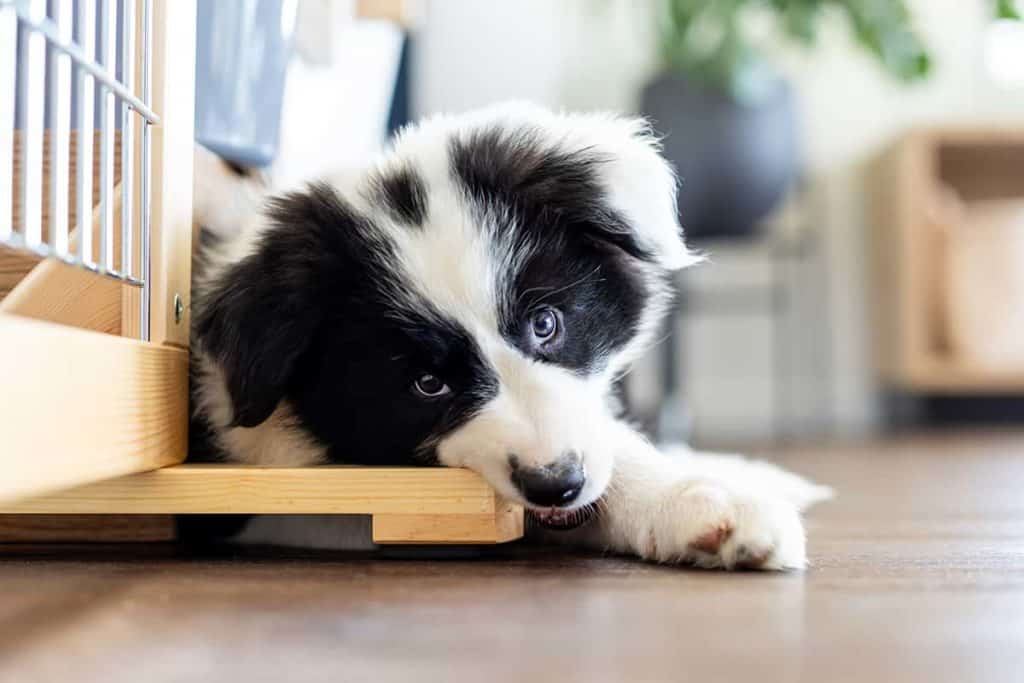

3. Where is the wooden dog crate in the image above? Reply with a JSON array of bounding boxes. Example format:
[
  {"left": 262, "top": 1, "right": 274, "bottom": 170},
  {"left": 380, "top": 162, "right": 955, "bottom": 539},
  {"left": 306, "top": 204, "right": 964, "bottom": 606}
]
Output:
[
  {"left": 870, "top": 127, "right": 1024, "bottom": 393},
  {"left": 0, "top": 0, "right": 522, "bottom": 546}
]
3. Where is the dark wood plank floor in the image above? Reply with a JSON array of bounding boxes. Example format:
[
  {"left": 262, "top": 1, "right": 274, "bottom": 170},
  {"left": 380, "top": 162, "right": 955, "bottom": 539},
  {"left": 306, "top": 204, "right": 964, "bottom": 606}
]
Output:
[{"left": 2, "top": 432, "right": 1024, "bottom": 682}]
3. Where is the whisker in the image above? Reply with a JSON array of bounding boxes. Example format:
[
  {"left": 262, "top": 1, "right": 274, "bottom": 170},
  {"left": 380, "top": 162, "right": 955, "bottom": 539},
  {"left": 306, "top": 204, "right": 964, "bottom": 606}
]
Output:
[
  {"left": 522, "top": 264, "right": 603, "bottom": 311},
  {"left": 515, "top": 283, "right": 554, "bottom": 309}
]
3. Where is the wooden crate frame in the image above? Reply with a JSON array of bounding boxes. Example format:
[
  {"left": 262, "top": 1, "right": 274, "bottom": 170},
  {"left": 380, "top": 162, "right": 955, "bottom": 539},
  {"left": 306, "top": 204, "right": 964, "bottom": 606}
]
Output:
[
  {"left": 0, "top": 1, "right": 522, "bottom": 546},
  {"left": 0, "top": 465, "right": 523, "bottom": 545}
]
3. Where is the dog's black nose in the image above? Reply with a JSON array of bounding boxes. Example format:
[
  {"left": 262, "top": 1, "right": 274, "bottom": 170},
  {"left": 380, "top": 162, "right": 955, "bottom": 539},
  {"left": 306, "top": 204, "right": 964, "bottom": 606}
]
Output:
[{"left": 509, "top": 452, "right": 585, "bottom": 507}]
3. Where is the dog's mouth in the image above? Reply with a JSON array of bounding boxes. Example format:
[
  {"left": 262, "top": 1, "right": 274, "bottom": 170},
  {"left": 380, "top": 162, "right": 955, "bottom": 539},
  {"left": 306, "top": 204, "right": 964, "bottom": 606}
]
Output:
[{"left": 526, "top": 501, "right": 600, "bottom": 531}]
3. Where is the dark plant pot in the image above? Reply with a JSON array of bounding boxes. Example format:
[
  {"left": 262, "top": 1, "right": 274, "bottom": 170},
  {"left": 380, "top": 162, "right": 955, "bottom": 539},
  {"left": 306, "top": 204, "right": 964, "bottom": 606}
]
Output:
[{"left": 641, "top": 73, "right": 800, "bottom": 241}]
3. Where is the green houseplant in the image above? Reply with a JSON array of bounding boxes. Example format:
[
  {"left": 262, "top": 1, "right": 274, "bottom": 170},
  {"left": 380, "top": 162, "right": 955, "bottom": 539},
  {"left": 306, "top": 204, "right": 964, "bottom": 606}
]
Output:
[
  {"left": 642, "top": 0, "right": 936, "bottom": 240},
  {"left": 656, "top": 0, "right": 932, "bottom": 103}
]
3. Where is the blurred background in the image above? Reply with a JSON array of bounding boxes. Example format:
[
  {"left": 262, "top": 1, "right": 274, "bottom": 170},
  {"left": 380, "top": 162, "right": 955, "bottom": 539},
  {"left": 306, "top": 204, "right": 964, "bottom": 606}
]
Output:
[{"left": 202, "top": 0, "right": 1024, "bottom": 451}]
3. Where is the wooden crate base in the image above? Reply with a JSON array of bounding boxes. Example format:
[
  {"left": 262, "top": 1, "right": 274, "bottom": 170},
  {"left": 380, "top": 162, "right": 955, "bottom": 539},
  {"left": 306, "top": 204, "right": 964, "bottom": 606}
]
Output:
[{"left": 0, "top": 465, "right": 524, "bottom": 545}]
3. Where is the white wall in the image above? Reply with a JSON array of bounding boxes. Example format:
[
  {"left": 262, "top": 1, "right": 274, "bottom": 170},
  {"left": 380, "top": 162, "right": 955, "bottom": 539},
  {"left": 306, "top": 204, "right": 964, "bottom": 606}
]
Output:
[
  {"left": 412, "top": 1, "right": 661, "bottom": 115},
  {"left": 411, "top": 0, "right": 1024, "bottom": 442},
  {"left": 276, "top": 4, "right": 404, "bottom": 188}
]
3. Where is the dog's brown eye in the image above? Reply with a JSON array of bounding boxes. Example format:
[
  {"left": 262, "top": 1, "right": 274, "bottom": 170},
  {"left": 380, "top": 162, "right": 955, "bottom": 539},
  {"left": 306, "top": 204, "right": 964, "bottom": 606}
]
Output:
[
  {"left": 531, "top": 308, "right": 559, "bottom": 342},
  {"left": 413, "top": 373, "right": 451, "bottom": 398}
]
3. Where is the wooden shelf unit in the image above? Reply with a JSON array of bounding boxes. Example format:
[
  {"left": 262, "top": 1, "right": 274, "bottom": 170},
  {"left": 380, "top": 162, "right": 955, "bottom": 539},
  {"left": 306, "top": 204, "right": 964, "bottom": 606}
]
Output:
[{"left": 869, "top": 127, "right": 1024, "bottom": 393}]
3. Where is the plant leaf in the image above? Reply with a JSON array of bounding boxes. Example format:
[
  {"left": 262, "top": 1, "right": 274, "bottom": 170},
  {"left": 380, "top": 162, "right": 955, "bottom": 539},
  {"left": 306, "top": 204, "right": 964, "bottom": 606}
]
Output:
[
  {"left": 655, "top": 0, "right": 933, "bottom": 97},
  {"left": 996, "top": 0, "right": 1022, "bottom": 20}
]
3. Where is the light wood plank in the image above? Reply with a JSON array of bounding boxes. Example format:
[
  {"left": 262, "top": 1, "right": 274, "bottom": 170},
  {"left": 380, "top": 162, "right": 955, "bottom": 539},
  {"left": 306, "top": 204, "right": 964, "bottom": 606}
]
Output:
[
  {"left": 0, "top": 312, "right": 188, "bottom": 503},
  {"left": 0, "top": 465, "right": 522, "bottom": 520},
  {"left": 1, "top": 183, "right": 126, "bottom": 335},
  {"left": 902, "top": 360, "right": 1024, "bottom": 393},
  {"left": 0, "top": 258, "right": 123, "bottom": 334},
  {"left": 372, "top": 499, "right": 524, "bottom": 545},
  {"left": 0, "top": 246, "right": 40, "bottom": 301},
  {"left": 147, "top": 0, "right": 196, "bottom": 347}
]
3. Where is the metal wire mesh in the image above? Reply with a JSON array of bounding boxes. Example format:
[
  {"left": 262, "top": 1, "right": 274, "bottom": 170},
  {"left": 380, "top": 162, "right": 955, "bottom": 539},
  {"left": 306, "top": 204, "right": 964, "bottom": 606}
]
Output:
[{"left": 1, "top": 0, "right": 156, "bottom": 338}]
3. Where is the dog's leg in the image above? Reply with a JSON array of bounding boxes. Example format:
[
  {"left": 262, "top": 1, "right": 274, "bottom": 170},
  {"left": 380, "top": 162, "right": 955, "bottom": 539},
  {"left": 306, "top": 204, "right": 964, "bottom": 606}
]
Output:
[
  {"left": 193, "top": 145, "right": 271, "bottom": 240},
  {"left": 549, "top": 423, "right": 821, "bottom": 570}
]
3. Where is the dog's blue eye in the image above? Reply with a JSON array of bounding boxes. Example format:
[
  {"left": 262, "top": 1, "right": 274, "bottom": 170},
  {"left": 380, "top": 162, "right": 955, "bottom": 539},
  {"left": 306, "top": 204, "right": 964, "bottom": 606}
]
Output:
[
  {"left": 413, "top": 373, "right": 451, "bottom": 398},
  {"left": 530, "top": 308, "right": 559, "bottom": 341}
]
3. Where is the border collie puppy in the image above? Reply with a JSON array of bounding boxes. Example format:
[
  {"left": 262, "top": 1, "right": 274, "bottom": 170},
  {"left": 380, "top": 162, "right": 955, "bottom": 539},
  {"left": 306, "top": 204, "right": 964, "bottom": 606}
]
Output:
[{"left": 191, "top": 103, "right": 830, "bottom": 570}]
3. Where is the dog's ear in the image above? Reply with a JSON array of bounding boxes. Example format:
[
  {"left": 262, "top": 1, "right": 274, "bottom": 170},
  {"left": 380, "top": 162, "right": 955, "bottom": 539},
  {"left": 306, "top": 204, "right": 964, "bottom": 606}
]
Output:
[
  {"left": 571, "top": 113, "right": 701, "bottom": 271},
  {"left": 448, "top": 106, "right": 700, "bottom": 271},
  {"left": 194, "top": 184, "right": 349, "bottom": 428}
]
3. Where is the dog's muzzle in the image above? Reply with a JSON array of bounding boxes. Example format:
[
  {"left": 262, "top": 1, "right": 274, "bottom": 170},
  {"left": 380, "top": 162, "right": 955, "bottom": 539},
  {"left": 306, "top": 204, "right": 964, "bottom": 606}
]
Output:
[{"left": 509, "top": 451, "right": 599, "bottom": 531}]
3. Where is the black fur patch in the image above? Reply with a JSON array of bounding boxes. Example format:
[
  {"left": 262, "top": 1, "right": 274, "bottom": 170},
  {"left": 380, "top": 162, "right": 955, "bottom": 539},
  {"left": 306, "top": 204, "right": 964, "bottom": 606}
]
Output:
[
  {"left": 292, "top": 303, "right": 499, "bottom": 465},
  {"left": 503, "top": 239, "right": 649, "bottom": 375},
  {"left": 449, "top": 125, "right": 653, "bottom": 262},
  {"left": 193, "top": 182, "right": 498, "bottom": 465},
  {"left": 193, "top": 182, "right": 381, "bottom": 429},
  {"left": 367, "top": 164, "right": 429, "bottom": 226},
  {"left": 449, "top": 124, "right": 651, "bottom": 375}
]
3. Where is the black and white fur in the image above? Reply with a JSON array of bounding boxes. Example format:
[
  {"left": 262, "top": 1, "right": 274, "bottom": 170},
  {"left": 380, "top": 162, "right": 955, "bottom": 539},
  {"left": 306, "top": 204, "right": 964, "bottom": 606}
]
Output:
[{"left": 191, "top": 103, "right": 830, "bottom": 569}]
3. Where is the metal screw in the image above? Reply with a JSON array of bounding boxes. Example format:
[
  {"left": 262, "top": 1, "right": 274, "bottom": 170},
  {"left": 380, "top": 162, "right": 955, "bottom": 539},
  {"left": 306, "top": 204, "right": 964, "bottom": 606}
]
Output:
[{"left": 173, "top": 294, "right": 184, "bottom": 324}]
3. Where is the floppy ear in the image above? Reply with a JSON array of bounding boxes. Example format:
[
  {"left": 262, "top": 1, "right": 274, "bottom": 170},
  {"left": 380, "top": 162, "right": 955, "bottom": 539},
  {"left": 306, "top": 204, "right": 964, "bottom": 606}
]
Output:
[
  {"left": 194, "top": 185, "right": 343, "bottom": 428},
  {"left": 573, "top": 113, "right": 701, "bottom": 271},
  {"left": 447, "top": 104, "right": 700, "bottom": 271}
]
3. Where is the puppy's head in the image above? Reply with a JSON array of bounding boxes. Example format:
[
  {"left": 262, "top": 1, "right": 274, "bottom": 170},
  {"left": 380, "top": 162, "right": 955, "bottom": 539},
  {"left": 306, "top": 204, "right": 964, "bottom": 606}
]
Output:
[{"left": 195, "top": 103, "right": 699, "bottom": 521}]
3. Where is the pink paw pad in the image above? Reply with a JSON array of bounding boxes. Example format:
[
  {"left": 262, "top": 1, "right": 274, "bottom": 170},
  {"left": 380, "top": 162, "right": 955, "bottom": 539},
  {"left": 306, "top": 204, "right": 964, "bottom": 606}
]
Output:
[{"left": 688, "top": 522, "right": 734, "bottom": 554}]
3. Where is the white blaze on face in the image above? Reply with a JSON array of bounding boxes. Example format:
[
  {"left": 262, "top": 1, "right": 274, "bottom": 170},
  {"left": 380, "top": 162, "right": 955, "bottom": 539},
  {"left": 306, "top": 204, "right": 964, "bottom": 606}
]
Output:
[
  {"left": 435, "top": 337, "right": 616, "bottom": 508},
  {"left": 379, "top": 178, "right": 520, "bottom": 328},
  {"left": 383, "top": 196, "right": 617, "bottom": 508}
]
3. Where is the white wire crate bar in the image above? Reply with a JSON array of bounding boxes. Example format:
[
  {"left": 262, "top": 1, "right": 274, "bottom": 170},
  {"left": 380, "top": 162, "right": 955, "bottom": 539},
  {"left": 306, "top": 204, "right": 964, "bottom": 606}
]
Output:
[{"left": 1, "top": 0, "right": 156, "bottom": 338}]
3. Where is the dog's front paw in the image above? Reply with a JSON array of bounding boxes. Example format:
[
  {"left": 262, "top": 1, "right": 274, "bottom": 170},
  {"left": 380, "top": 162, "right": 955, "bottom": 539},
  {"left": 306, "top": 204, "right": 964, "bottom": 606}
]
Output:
[{"left": 636, "top": 483, "right": 807, "bottom": 571}]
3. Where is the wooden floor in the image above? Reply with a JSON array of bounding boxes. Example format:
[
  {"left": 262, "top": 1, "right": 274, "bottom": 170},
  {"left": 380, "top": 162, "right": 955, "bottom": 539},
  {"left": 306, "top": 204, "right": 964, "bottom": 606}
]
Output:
[{"left": 2, "top": 431, "right": 1024, "bottom": 682}]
